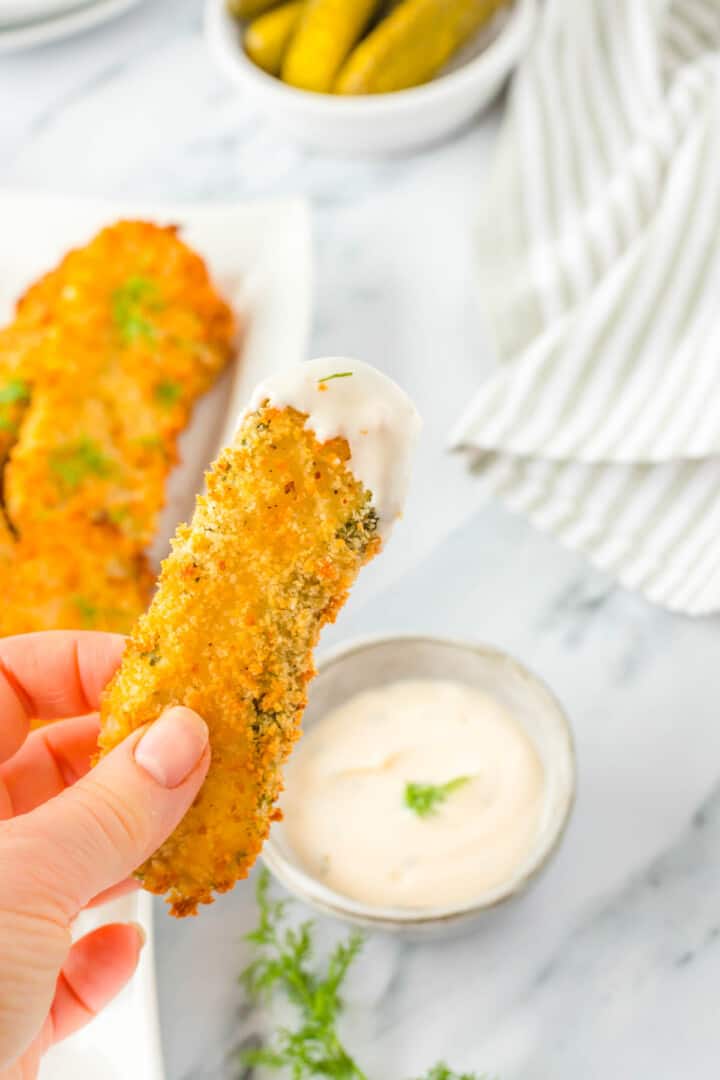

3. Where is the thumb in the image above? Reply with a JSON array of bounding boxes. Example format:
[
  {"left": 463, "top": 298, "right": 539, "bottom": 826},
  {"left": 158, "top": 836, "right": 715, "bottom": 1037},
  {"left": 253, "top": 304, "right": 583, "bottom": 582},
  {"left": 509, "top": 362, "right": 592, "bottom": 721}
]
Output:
[{"left": 6, "top": 707, "right": 209, "bottom": 921}]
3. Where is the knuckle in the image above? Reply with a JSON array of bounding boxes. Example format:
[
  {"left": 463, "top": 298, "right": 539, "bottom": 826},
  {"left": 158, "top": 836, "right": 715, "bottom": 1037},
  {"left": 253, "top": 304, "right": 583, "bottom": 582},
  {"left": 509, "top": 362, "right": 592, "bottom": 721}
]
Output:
[{"left": 70, "top": 777, "right": 148, "bottom": 858}]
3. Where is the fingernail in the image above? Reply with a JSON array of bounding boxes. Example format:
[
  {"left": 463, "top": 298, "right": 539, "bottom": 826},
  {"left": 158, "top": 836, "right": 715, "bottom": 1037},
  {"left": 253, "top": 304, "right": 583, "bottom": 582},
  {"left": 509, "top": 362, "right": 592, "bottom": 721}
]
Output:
[
  {"left": 134, "top": 707, "right": 208, "bottom": 788},
  {"left": 129, "top": 921, "right": 147, "bottom": 949}
]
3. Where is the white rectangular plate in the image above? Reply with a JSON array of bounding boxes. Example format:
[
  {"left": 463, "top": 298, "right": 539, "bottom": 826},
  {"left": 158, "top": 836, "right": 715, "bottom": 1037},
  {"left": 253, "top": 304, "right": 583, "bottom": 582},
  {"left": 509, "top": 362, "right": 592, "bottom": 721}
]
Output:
[{"left": 0, "top": 191, "right": 312, "bottom": 1080}]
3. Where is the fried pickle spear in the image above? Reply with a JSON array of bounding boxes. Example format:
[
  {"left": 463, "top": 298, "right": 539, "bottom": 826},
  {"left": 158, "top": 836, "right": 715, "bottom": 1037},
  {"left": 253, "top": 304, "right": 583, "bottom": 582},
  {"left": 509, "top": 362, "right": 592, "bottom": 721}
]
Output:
[
  {"left": 1, "top": 535, "right": 154, "bottom": 637},
  {"left": 98, "top": 358, "right": 420, "bottom": 916},
  {"left": 0, "top": 322, "right": 44, "bottom": 473},
  {"left": 0, "top": 321, "right": 44, "bottom": 485},
  {"left": 7, "top": 221, "right": 236, "bottom": 546},
  {"left": 0, "top": 220, "right": 236, "bottom": 635}
]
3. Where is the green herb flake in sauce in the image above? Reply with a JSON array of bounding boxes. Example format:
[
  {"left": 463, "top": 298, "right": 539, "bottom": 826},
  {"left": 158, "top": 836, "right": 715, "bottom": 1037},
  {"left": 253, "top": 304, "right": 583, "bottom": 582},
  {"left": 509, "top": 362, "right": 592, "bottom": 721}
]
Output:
[{"left": 404, "top": 776, "right": 472, "bottom": 818}]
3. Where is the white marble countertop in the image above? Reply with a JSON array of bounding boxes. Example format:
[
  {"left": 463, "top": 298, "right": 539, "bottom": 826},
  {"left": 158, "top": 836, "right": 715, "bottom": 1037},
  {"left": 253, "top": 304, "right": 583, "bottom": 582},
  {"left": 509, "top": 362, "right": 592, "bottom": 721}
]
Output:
[{"left": 3, "top": 2, "right": 720, "bottom": 1077}]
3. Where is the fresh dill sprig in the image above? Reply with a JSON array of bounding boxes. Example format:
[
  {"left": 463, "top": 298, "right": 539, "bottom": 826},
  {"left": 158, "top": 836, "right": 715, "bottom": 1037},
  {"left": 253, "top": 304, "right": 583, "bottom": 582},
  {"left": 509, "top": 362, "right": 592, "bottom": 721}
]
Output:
[
  {"left": 241, "top": 870, "right": 367, "bottom": 1078},
  {"left": 318, "top": 371, "right": 353, "bottom": 383},
  {"left": 410, "top": 1067, "right": 490, "bottom": 1080},
  {"left": 404, "top": 776, "right": 472, "bottom": 818},
  {"left": 241, "top": 870, "right": 488, "bottom": 1080}
]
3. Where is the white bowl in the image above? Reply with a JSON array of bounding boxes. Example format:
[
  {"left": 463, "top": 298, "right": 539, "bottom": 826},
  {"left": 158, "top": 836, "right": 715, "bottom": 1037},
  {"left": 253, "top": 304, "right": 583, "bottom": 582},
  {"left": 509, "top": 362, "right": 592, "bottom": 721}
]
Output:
[
  {"left": 204, "top": 0, "right": 537, "bottom": 155},
  {"left": 263, "top": 635, "right": 576, "bottom": 937},
  {"left": 0, "top": 0, "right": 95, "bottom": 27},
  {"left": 0, "top": 0, "right": 141, "bottom": 50}
]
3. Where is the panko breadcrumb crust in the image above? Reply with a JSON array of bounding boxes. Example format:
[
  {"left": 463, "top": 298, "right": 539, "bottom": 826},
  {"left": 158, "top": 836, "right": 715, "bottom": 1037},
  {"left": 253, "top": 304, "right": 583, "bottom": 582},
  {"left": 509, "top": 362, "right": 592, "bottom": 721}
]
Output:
[{"left": 98, "top": 406, "right": 381, "bottom": 916}]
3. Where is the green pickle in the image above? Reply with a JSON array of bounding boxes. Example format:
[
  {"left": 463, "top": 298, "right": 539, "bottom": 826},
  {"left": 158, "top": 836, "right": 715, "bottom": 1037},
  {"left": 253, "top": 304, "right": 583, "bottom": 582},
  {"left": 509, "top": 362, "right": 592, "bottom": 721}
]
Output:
[
  {"left": 282, "top": 0, "right": 384, "bottom": 93},
  {"left": 335, "top": 0, "right": 508, "bottom": 95},
  {"left": 244, "top": 1, "right": 305, "bottom": 76},
  {"left": 227, "top": 0, "right": 281, "bottom": 19}
]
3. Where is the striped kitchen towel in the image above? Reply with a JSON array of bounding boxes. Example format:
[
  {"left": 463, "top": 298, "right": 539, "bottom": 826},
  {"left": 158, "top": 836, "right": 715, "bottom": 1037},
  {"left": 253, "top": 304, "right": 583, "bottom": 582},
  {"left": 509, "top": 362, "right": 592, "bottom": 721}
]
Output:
[{"left": 451, "top": 0, "right": 720, "bottom": 615}]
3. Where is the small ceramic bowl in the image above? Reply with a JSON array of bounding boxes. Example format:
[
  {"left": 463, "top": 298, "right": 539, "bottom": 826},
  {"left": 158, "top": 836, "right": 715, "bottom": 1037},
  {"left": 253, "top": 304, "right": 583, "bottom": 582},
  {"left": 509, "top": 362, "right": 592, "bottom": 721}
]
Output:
[
  {"left": 204, "top": 0, "right": 537, "bottom": 156},
  {"left": 263, "top": 635, "right": 576, "bottom": 937}
]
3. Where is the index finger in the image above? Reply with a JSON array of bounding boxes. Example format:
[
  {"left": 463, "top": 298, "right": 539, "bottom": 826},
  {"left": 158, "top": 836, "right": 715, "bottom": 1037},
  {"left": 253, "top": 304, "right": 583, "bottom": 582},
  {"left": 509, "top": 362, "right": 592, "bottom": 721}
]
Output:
[{"left": 0, "top": 631, "right": 126, "bottom": 763}]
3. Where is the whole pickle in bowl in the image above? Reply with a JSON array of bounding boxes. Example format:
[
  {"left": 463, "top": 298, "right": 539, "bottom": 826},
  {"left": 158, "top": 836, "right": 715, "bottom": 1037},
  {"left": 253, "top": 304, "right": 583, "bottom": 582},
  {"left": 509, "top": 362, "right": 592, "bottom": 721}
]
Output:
[
  {"left": 282, "top": 0, "right": 384, "bottom": 93},
  {"left": 335, "top": 0, "right": 509, "bottom": 95},
  {"left": 227, "top": 0, "right": 281, "bottom": 18},
  {"left": 245, "top": 1, "right": 305, "bottom": 75}
]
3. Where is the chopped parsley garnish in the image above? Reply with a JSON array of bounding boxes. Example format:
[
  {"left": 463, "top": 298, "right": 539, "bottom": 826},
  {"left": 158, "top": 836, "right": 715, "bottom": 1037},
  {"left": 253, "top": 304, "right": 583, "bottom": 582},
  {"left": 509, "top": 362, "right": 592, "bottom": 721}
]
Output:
[
  {"left": 111, "top": 275, "right": 163, "bottom": 345},
  {"left": 0, "top": 378, "right": 30, "bottom": 435},
  {"left": 133, "top": 434, "right": 165, "bottom": 452},
  {"left": 404, "top": 776, "right": 472, "bottom": 818},
  {"left": 73, "top": 595, "right": 98, "bottom": 628},
  {"left": 107, "top": 505, "right": 130, "bottom": 525},
  {"left": 49, "top": 438, "right": 112, "bottom": 494},
  {"left": 154, "top": 379, "right": 183, "bottom": 407},
  {"left": 318, "top": 371, "right": 353, "bottom": 383},
  {"left": 73, "top": 595, "right": 126, "bottom": 629},
  {"left": 241, "top": 869, "right": 488, "bottom": 1079},
  {"left": 0, "top": 378, "right": 30, "bottom": 405}
]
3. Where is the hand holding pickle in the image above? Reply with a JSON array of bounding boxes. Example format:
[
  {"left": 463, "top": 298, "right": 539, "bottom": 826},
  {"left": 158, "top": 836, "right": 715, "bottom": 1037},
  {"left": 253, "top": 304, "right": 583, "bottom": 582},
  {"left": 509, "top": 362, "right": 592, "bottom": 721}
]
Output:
[{"left": 230, "top": 0, "right": 510, "bottom": 95}]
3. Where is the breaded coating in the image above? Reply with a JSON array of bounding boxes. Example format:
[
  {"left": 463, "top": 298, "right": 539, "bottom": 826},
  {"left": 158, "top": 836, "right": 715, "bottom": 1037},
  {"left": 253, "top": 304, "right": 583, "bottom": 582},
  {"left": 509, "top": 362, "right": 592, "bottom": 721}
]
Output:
[
  {"left": 98, "top": 407, "right": 382, "bottom": 916},
  {"left": 0, "top": 220, "right": 235, "bottom": 635},
  {"left": 16, "top": 220, "right": 235, "bottom": 390},
  {"left": 0, "top": 323, "right": 40, "bottom": 469},
  {"left": 5, "top": 376, "right": 169, "bottom": 552},
  {"left": 0, "top": 511, "right": 14, "bottom": 569},
  {"left": 0, "top": 536, "right": 154, "bottom": 637},
  {"left": 7, "top": 221, "right": 235, "bottom": 542}
]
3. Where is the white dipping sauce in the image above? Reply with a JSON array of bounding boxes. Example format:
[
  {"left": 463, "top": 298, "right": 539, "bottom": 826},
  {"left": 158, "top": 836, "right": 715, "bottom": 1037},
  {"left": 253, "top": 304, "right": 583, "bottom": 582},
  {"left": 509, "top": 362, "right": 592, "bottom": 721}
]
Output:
[
  {"left": 248, "top": 357, "right": 422, "bottom": 539},
  {"left": 281, "top": 679, "right": 546, "bottom": 910}
]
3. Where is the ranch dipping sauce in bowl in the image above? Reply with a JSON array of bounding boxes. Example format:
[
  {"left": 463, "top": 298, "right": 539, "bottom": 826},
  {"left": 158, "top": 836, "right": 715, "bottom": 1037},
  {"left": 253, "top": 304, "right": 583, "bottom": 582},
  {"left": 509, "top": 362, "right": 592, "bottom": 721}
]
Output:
[
  {"left": 282, "top": 679, "right": 545, "bottom": 909},
  {"left": 263, "top": 636, "right": 576, "bottom": 936}
]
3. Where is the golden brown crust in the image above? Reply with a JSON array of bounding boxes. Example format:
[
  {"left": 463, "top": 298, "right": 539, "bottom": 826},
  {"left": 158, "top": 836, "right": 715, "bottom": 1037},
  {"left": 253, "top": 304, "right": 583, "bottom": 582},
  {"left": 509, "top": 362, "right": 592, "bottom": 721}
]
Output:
[
  {"left": 98, "top": 407, "right": 381, "bottom": 916},
  {"left": 0, "top": 537, "right": 154, "bottom": 637},
  {"left": 0, "top": 220, "right": 236, "bottom": 635}
]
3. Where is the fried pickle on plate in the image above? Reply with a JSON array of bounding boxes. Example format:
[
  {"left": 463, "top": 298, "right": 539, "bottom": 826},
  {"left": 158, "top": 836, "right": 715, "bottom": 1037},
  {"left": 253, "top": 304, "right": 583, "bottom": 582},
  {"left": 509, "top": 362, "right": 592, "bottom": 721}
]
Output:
[
  {"left": 98, "top": 359, "right": 420, "bottom": 916},
  {"left": 0, "top": 323, "right": 40, "bottom": 470},
  {"left": 0, "top": 535, "right": 154, "bottom": 638},
  {"left": 0, "top": 220, "right": 236, "bottom": 635}
]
